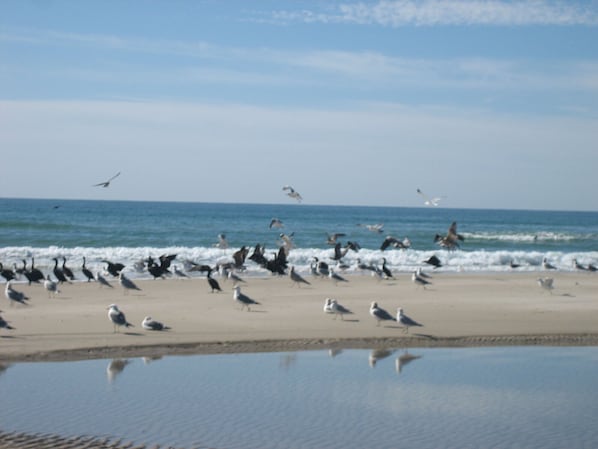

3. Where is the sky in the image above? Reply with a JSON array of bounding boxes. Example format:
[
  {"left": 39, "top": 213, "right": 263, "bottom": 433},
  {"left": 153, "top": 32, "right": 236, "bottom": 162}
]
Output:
[{"left": 1, "top": 0, "right": 597, "bottom": 211}]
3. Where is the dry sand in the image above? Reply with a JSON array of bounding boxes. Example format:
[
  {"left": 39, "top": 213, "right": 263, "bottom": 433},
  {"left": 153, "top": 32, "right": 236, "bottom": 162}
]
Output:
[{"left": 1, "top": 271, "right": 597, "bottom": 362}]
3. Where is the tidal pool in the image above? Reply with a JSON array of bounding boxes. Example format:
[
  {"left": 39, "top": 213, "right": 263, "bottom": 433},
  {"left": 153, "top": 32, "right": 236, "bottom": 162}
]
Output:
[{"left": 1, "top": 346, "right": 598, "bottom": 449}]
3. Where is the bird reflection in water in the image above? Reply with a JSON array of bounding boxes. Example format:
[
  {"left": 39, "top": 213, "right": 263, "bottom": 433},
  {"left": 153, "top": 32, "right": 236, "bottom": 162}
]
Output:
[
  {"left": 369, "top": 348, "right": 396, "bottom": 368},
  {"left": 395, "top": 350, "right": 423, "bottom": 375},
  {"left": 107, "top": 359, "right": 131, "bottom": 383}
]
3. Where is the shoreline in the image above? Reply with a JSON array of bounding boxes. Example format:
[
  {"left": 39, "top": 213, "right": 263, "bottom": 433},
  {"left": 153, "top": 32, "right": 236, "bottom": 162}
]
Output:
[{"left": 2, "top": 272, "right": 598, "bottom": 362}]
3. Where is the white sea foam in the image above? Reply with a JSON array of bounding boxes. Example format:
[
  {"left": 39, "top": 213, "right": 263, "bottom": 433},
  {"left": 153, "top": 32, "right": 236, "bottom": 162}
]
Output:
[{"left": 2, "top": 245, "right": 597, "bottom": 281}]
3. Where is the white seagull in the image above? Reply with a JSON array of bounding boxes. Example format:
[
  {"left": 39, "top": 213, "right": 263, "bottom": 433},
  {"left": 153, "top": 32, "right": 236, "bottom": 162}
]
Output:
[
  {"left": 416, "top": 188, "right": 445, "bottom": 207},
  {"left": 542, "top": 257, "right": 557, "bottom": 270},
  {"left": 369, "top": 301, "right": 396, "bottom": 326},
  {"left": 44, "top": 274, "right": 60, "bottom": 298},
  {"left": 233, "top": 285, "right": 260, "bottom": 311},
  {"left": 96, "top": 271, "right": 114, "bottom": 288},
  {"left": 93, "top": 171, "right": 121, "bottom": 188},
  {"left": 282, "top": 185, "right": 303, "bottom": 202},
  {"left": 142, "top": 316, "right": 170, "bottom": 331},
  {"left": 412, "top": 271, "right": 432, "bottom": 289},
  {"left": 119, "top": 272, "right": 141, "bottom": 295},
  {"left": 397, "top": 308, "right": 423, "bottom": 333},
  {"left": 289, "top": 266, "right": 310, "bottom": 287},
  {"left": 537, "top": 277, "right": 554, "bottom": 294},
  {"left": 107, "top": 304, "right": 133, "bottom": 333},
  {"left": 329, "top": 268, "right": 349, "bottom": 285},
  {"left": 4, "top": 281, "right": 29, "bottom": 306},
  {"left": 323, "top": 298, "right": 353, "bottom": 320}
]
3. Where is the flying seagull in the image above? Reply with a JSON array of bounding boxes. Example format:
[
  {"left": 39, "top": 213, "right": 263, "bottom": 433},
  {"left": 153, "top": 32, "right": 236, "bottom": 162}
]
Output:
[
  {"left": 416, "top": 188, "right": 445, "bottom": 207},
  {"left": 282, "top": 185, "right": 303, "bottom": 202},
  {"left": 93, "top": 172, "right": 121, "bottom": 188}
]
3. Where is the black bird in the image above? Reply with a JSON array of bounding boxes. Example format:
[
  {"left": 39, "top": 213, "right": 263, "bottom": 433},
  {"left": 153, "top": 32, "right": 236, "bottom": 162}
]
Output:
[
  {"left": 0, "top": 263, "right": 16, "bottom": 282},
  {"left": 207, "top": 272, "right": 222, "bottom": 293},
  {"left": 248, "top": 243, "right": 268, "bottom": 266},
  {"left": 434, "top": 221, "right": 464, "bottom": 250},
  {"left": 233, "top": 246, "right": 249, "bottom": 269},
  {"left": 102, "top": 260, "right": 125, "bottom": 277},
  {"left": 381, "top": 258, "right": 394, "bottom": 279},
  {"left": 380, "top": 236, "right": 409, "bottom": 251},
  {"left": 62, "top": 257, "right": 76, "bottom": 281},
  {"left": 28, "top": 258, "right": 45, "bottom": 284},
  {"left": 146, "top": 256, "right": 168, "bottom": 279},
  {"left": 93, "top": 171, "right": 121, "bottom": 188},
  {"left": 424, "top": 255, "right": 442, "bottom": 268},
  {"left": 82, "top": 257, "right": 95, "bottom": 282},
  {"left": 263, "top": 247, "right": 288, "bottom": 275},
  {"left": 52, "top": 258, "right": 70, "bottom": 284}
]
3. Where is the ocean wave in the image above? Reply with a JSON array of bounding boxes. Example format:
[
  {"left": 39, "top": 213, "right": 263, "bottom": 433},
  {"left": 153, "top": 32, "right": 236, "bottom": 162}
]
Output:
[
  {"left": 1, "top": 246, "right": 597, "bottom": 281},
  {"left": 461, "top": 231, "right": 594, "bottom": 243}
]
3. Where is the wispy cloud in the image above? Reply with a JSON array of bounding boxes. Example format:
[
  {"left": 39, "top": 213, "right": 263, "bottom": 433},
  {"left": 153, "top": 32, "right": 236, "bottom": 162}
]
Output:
[{"left": 268, "top": 0, "right": 598, "bottom": 27}]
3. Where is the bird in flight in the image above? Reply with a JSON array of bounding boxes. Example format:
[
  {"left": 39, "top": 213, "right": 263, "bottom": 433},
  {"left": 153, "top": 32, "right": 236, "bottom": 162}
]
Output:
[
  {"left": 94, "top": 172, "right": 121, "bottom": 188},
  {"left": 416, "top": 188, "right": 444, "bottom": 207},
  {"left": 283, "top": 185, "right": 303, "bottom": 202}
]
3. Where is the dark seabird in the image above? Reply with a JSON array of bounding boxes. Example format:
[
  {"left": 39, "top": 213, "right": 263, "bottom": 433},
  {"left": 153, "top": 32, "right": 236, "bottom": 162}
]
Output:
[
  {"left": 380, "top": 236, "right": 409, "bottom": 251},
  {"left": 93, "top": 171, "right": 120, "bottom": 188},
  {"left": 0, "top": 263, "right": 16, "bottom": 282},
  {"left": 232, "top": 246, "right": 249, "bottom": 269},
  {"left": 397, "top": 308, "right": 423, "bottom": 333},
  {"left": 142, "top": 316, "right": 170, "bottom": 331},
  {"left": 82, "top": 257, "right": 95, "bottom": 282},
  {"left": 52, "top": 258, "right": 70, "bottom": 284},
  {"left": 207, "top": 272, "right": 222, "bottom": 293},
  {"left": 381, "top": 258, "right": 394, "bottom": 279},
  {"left": 424, "top": 255, "right": 442, "bottom": 268},
  {"left": 434, "top": 221, "right": 464, "bottom": 250},
  {"left": 233, "top": 286, "right": 260, "bottom": 311},
  {"left": 102, "top": 260, "right": 125, "bottom": 277},
  {"left": 542, "top": 257, "right": 556, "bottom": 270},
  {"left": 4, "top": 281, "right": 29, "bottom": 306},
  {"left": 28, "top": 258, "right": 45, "bottom": 284},
  {"left": 573, "top": 259, "right": 588, "bottom": 271},
  {"left": 369, "top": 301, "right": 396, "bottom": 326},
  {"left": 107, "top": 304, "right": 133, "bottom": 333},
  {"left": 289, "top": 266, "right": 310, "bottom": 287},
  {"left": 269, "top": 218, "right": 284, "bottom": 229},
  {"left": 62, "top": 257, "right": 76, "bottom": 280}
]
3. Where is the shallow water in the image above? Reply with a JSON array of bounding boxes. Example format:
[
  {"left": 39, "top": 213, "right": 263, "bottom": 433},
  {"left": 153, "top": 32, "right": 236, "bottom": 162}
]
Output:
[{"left": 1, "top": 346, "right": 598, "bottom": 449}]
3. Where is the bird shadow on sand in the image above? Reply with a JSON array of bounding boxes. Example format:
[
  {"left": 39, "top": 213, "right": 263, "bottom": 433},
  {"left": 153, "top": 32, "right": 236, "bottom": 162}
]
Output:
[
  {"left": 121, "top": 331, "right": 145, "bottom": 336},
  {"left": 0, "top": 335, "right": 18, "bottom": 339},
  {"left": 335, "top": 318, "right": 360, "bottom": 323}
]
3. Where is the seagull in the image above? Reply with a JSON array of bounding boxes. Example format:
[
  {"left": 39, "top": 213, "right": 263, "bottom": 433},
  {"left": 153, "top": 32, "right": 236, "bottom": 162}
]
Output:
[
  {"left": 417, "top": 188, "right": 445, "bottom": 207},
  {"left": 233, "top": 286, "right": 260, "bottom": 311},
  {"left": 44, "top": 275, "right": 60, "bottom": 298},
  {"left": 358, "top": 223, "right": 384, "bottom": 233},
  {"left": 369, "top": 301, "right": 396, "bottom": 326},
  {"left": 412, "top": 271, "right": 431, "bottom": 289},
  {"left": 269, "top": 218, "right": 284, "bottom": 229},
  {"left": 329, "top": 268, "right": 348, "bottom": 285},
  {"left": 397, "top": 308, "right": 423, "bottom": 333},
  {"left": 142, "top": 316, "right": 170, "bottom": 331},
  {"left": 96, "top": 271, "right": 114, "bottom": 288},
  {"left": 323, "top": 298, "right": 353, "bottom": 320},
  {"left": 214, "top": 233, "right": 229, "bottom": 249},
  {"left": 119, "top": 272, "right": 141, "bottom": 295},
  {"left": 93, "top": 171, "right": 121, "bottom": 188},
  {"left": 289, "top": 266, "right": 310, "bottom": 287},
  {"left": 573, "top": 259, "right": 588, "bottom": 271},
  {"left": 282, "top": 185, "right": 302, "bottom": 202},
  {"left": 4, "top": 281, "right": 29, "bottom": 306},
  {"left": 107, "top": 304, "right": 133, "bottom": 332},
  {"left": 0, "top": 311, "right": 15, "bottom": 331},
  {"left": 326, "top": 233, "right": 346, "bottom": 245},
  {"left": 172, "top": 265, "right": 189, "bottom": 279},
  {"left": 537, "top": 277, "right": 554, "bottom": 294},
  {"left": 228, "top": 270, "right": 246, "bottom": 285}
]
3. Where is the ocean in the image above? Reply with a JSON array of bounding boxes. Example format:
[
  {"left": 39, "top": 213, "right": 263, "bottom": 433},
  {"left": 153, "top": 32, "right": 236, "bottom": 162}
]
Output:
[{"left": 1, "top": 197, "right": 597, "bottom": 279}]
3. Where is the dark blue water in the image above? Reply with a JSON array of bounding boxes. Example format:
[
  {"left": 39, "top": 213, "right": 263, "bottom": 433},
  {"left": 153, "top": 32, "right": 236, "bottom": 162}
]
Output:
[
  {"left": 1, "top": 197, "right": 597, "bottom": 276},
  {"left": 1, "top": 346, "right": 597, "bottom": 449}
]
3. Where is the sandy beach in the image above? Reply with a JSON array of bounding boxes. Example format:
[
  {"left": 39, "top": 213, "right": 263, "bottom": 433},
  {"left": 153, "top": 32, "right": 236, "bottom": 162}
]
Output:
[{"left": 1, "top": 271, "right": 598, "bottom": 362}]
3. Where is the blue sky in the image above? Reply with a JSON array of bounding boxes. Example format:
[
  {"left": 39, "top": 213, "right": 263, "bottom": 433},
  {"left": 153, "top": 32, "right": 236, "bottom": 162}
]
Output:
[{"left": 1, "top": 0, "right": 597, "bottom": 211}]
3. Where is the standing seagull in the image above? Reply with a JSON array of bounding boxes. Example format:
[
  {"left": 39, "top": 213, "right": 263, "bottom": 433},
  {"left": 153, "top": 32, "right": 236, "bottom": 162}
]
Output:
[
  {"left": 93, "top": 171, "right": 121, "bottom": 188},
  {"left": 119, "top": 272, "right": 141, "bottom": 295},
  {"left": 282, "top": 185, "right": 303, "bottom": 202},
  {"left": 44, "top": 275, "right": 60, "bottom": 298},
  {"left": 142, "top": 316, "right": 170, "bottom": 331},
  {"left": 397, "top": 308, "right": 423, "bottom": 333},
  {"left": 233, "top": 286, "right": 260, "bottom": 311},
  {"left": 0, "top": 311, "right": 15, "bottom": 332},
  {"left": 369, "top": 301, "right": 396, "bottom": 326},
  {"left": 412, "top": 271, "right": 432, "bottom": 289},
  {"left": 96, "top": 272, "right": 114, "bottom": 288},
  {"left": 4, "top": 282, "right": 29, "bottom": 307},
  {"left": 329, "top": 268, "right": 349, "bottom": 285},
  {"left": 107, "top": 304, "right": 133, "bottom": 333},
  {"left": 289, "top": 266, "right": 310, "bottom": 287},
  {"left": 323, "top": 298, "right": 353, "bottom": 320}
]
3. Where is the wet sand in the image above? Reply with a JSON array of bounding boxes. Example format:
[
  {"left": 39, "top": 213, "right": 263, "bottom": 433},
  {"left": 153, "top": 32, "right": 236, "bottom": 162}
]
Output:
[{"left": 1, "top": 271, "right": 598, "bottom": 362}]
